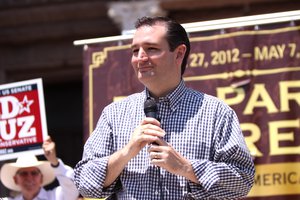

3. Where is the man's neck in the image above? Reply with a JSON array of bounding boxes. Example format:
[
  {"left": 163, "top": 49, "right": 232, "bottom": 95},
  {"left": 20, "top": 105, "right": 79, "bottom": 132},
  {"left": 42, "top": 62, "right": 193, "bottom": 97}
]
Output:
[{"left": 147, "top": 79, "right": 181, "bottom": 100}]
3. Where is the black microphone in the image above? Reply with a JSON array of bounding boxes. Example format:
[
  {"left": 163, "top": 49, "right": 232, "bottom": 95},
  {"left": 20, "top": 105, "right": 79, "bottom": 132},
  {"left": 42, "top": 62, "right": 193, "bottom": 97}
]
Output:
[
  {"left": 144, "top": 97, "right": 158, "bottom": 119},
  {"left": 144, "top": 97, "right": 159, "bottom": 146}
]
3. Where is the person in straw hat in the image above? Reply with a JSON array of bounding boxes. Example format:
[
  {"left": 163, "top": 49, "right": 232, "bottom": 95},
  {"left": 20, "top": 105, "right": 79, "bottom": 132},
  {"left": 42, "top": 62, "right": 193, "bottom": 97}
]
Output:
[{"left": 0, "top": 136, "right": 79, "bottom": 200}]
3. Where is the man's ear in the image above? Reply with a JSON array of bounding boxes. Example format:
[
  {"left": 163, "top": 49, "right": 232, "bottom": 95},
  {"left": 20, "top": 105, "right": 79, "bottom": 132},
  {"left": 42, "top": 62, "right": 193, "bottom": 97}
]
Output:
[
  {"left": 13, "top": 175, "right": 18, "bottom": 185},
  {"left": 175, "top": 44, "right": 186, "bottom": 61},
  {"left": 40, "top": 174, "right": 43, "bottom": 184}
]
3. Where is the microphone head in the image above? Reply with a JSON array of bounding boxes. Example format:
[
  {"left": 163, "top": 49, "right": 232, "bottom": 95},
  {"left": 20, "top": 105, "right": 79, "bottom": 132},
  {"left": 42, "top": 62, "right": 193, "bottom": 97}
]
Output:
[{"left": 144, "top": 97, "right": 157, "bottom": 119}]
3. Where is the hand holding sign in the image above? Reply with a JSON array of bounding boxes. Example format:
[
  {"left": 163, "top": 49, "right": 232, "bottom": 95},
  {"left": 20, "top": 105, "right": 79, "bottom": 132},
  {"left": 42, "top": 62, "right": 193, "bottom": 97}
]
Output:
[{"left": 43, "top": 136, "right": 59, "bottom": 166}]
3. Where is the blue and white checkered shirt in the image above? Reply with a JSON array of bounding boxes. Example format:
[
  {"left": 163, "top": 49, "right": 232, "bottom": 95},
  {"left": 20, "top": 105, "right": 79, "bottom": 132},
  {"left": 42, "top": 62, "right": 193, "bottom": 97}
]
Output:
[{"left": 74, "top": 80, "right": 255, "bottom": 199}]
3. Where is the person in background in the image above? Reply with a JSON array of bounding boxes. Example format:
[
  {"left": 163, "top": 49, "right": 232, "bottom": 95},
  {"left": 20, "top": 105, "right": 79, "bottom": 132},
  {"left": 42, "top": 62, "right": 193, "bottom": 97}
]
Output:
[
  {"left": 0, "top": 136, "right": 79, "bottom": 200},
  {"left": 74, "top": 16, "right": 255, "bottom": 199}
]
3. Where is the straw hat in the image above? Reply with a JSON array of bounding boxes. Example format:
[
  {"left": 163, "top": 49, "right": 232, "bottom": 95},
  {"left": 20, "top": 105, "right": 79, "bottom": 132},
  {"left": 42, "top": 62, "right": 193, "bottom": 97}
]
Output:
[{"left": 0, "top": 153, "right": 55, "bottom": 191}]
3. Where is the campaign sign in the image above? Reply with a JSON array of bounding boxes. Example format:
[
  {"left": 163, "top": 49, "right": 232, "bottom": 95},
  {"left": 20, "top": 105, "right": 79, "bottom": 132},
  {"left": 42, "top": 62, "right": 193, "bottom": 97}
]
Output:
[{"left": 0, "top": 78, "right": 48, "bottom": 161}]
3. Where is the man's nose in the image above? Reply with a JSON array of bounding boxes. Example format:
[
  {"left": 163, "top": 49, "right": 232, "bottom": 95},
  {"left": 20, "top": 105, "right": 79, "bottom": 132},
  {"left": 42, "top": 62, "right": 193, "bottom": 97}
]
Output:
[{"left": 137, "top": 49, "right": 149, "bottom": 61}]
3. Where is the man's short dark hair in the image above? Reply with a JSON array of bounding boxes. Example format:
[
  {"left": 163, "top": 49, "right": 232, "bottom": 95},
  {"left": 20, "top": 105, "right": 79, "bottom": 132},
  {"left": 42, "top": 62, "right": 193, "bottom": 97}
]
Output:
[{"left": 135, "top": 16, "right": 190, "bottom": 75}]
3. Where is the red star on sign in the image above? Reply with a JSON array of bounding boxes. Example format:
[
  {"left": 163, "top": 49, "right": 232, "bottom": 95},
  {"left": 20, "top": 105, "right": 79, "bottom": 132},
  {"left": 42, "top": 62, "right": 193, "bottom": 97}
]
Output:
[{"left": 18, "top": 95, "right": 34, "bottom": 114}]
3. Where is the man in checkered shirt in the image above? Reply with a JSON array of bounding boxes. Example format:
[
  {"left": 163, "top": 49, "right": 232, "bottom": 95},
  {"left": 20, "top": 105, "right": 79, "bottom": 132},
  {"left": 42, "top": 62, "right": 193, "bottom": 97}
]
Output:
[{"left": 74, "top": 16, "right": 255, "bottom": 199}]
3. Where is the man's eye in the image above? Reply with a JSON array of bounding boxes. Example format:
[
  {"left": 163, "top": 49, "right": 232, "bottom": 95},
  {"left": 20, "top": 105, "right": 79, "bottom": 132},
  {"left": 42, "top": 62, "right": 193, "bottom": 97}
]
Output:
[{"left": 132, "top": 49, "right": 138, "bottom": 54}]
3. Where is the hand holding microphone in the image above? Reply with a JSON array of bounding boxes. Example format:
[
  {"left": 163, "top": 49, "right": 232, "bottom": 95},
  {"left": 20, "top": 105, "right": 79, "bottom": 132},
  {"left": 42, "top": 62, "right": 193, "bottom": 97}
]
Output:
[
  {"left": 127, "top": 97, "right": 164, "bottom": 157},
  {"left": 143, "top": 97, "right": 190, "bottom": 178}
]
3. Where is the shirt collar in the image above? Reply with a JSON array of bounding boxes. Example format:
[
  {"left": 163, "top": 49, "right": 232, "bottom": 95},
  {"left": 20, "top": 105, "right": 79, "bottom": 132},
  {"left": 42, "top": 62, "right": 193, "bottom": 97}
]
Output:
[
  {"left": 36, "top": 188, "right": 48, "bottom": 200},
  {"left": 17, "top": 188, "right": 48, "bottom": 200},
  {"left": 144, "top": 79, "right": 186, "bottom": 112}
]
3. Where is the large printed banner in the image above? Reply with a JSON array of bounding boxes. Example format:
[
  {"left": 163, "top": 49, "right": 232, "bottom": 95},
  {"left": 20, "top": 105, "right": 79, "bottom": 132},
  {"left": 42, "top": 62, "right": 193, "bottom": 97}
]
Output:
[
  {"left": 0, "top": 78, "right": 48, "bottom": 161},
  {"left": 83, "top": 21, "right": 300, "bottom": 199}
]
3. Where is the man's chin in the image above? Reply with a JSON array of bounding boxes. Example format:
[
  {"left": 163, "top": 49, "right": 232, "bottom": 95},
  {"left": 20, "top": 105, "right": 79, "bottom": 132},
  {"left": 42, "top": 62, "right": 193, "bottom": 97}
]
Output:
[
  {"left": 23, "top": 184, "right": 40, "bottom": 191},
  {"left": 139, "top": 71, "right": 155, "bottom": 78}
]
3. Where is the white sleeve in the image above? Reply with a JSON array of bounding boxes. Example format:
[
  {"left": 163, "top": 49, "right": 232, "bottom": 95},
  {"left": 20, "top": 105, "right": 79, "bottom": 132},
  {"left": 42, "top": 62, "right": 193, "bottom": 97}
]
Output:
[{"left": 51, "top": 159, "right": 79, "bottom": 200}]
